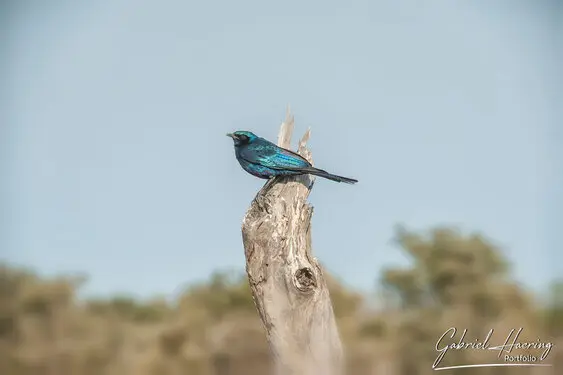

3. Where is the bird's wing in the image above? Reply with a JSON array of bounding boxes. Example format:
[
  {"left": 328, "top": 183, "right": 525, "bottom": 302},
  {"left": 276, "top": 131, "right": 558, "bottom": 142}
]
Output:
[{"left": 239, "top": 141, "right": 311, "bottom": 170}]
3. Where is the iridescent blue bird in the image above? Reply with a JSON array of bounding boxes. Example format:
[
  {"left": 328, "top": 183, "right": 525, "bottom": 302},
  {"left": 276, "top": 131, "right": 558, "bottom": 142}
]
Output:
[{"left": 226, "top": 131, "right": 358, "bottom": 185}]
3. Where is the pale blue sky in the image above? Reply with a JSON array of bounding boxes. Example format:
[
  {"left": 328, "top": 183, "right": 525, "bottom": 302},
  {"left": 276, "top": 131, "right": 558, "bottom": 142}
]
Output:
[{"left": 2, "top": 0, "right": 561, "bottom": 299}]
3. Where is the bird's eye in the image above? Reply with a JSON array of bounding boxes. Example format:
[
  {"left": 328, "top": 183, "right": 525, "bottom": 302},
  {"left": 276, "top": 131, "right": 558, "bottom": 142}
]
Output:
[{"left": 238, "top": 135, "right": 249, "bottom": 142}]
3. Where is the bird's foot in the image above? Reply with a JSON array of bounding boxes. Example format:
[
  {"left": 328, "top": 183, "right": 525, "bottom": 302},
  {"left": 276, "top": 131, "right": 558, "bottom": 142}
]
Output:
[
  {"left": 252, "top": 177, "right": 278, "bottom": 208},
  {"left": 257, "top": 177, "right": 277, "bottom": 196}
]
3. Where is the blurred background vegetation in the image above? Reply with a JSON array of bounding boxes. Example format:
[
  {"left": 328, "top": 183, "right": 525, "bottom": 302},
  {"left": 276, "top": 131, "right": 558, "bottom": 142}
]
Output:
[{"left": 1, "top": 226, "right": 561, "bottom": 375}]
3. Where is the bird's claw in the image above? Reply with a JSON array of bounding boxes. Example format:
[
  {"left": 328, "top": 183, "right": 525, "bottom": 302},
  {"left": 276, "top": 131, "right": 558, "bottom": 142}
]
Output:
[{"left": 252, "top": 177, "right": 278, "bottom": 211}]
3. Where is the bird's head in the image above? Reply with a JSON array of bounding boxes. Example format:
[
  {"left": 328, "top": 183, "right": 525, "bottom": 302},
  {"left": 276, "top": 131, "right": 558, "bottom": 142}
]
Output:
[{"left": 226, "top": 131, "right": 258, "bottom": 146}]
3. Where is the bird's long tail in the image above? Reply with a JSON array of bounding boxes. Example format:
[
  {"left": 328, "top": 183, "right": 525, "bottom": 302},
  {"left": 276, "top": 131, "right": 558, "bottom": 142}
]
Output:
[{"left": 301, "top": 167, "right": 358, "bottom": 184}]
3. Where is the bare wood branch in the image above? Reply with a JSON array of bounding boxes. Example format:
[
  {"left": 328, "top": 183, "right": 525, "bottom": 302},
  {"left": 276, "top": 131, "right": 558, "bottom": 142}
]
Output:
[{"left": 241, "top": 110, "right": 344, "bottom": 375}]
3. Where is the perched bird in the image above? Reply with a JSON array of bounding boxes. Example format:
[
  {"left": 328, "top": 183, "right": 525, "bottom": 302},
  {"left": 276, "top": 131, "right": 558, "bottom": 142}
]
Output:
[{"left": 226, "top": 130, "right": 358, "bottom": 184}]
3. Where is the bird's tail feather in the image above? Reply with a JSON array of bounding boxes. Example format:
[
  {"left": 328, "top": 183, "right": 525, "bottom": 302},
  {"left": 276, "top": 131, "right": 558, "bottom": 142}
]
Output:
[{"left": 303, "top": 167, "right": 358, "bottom": 184}]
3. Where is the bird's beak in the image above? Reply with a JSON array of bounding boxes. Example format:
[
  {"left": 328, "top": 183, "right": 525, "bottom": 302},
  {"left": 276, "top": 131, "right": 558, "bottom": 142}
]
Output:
[{"left": 226, "top": 133, "right": 235, "bottom": 139}]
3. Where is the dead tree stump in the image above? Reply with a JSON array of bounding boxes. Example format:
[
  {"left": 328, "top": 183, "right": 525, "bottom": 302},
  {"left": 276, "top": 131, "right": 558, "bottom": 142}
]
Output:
[{"left": 241, "top": 109, "right": 344, "bottom": 375}]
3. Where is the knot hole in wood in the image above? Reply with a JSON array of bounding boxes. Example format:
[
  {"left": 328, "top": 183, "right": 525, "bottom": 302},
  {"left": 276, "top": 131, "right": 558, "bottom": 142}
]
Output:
[{"left": 293, "top": 267, "right": 317, "bottom": 293}]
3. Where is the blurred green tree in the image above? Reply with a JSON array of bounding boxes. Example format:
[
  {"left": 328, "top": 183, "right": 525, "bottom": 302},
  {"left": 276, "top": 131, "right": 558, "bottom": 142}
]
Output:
[{"left": 379, "top": 226, "right": 539, "bottom": 375}]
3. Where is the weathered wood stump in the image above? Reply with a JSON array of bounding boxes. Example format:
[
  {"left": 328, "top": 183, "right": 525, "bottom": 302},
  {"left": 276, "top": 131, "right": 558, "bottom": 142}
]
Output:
[{"left": 241, "top": 108, "right": 344, "bottom": 375}]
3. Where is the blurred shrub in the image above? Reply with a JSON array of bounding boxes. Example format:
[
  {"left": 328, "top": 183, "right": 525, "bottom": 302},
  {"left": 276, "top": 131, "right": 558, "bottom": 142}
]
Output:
[{"left": 0, "top": 225, "right": 559, "bottom": 375}]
